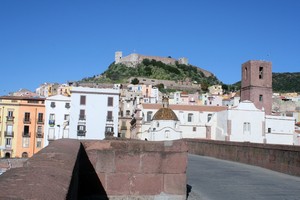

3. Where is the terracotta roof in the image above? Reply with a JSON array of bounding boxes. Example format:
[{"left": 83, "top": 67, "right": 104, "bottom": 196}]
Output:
[
  {"left": 152, "top": 107, "right": 179, "bottom": 121},
  {"left": 142, "top": 104, "right": 227, "bottom": 112}
]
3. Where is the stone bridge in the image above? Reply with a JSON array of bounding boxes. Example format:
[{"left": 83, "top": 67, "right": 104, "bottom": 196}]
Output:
[{"left": 0, "top": 139, "right": 299, "bottom": 199}]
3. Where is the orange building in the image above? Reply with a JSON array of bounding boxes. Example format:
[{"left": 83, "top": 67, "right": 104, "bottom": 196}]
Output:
[{"left": 0, "top": 96, "right": 45, "bottom": 158}]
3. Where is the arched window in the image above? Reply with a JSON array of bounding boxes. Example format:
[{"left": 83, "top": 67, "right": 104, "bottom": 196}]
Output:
[
  {"left": 207, "top": 114, "right": 213, "bottom": 122},
  {"left": 188, "top": 113, "right": 193, "bottom": 122},
  {"left": 22, "top": 152, "right": 28, "bottom": 158},
  {"left": 165, "top": 130, "right": 170, "bottom": 138}
]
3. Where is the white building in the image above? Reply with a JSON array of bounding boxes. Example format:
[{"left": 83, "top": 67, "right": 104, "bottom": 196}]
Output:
[
  {"left": 69, "top": 87, "right": 119, "bottom": 140},
  {"left": 132, "top": 101, "right": 227, "bottom": 140},
  {"left": 211, "top": 100, "right": 296, "bottom": 145},
  {"left": 142, "top": 97, "right": 182, "bottom": 141},
  {"left": 44, "top": 95, "right": 71, "bottom": 147}
]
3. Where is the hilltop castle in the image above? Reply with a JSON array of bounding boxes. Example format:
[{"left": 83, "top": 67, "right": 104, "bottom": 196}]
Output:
[{"left": 115, "top": 51, "right": 188, "bottom": 67}]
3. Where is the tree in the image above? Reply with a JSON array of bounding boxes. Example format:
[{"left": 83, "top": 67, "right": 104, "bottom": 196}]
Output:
[{"left": 131, "top": 78, "right": 139, "bottom": 85}]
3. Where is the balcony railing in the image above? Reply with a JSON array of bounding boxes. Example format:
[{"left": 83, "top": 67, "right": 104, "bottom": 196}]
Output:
[
  {"left": 36, "top": 132, "right": 44, "bottom": 138},
  {"left": 6, "top": 116, "right": 14, "bottom": 122},
  {"left": 23, "top": 118, "right": 31, "bottom": 124},
  {"left": 22, "top": 132, "right": 31, "bottom": 137},
  {"left": 77, "top": 130, "right": 86, "bottom": 136},
  {"left": 37, "top": 119, "right": 44, "bottom": 124},
  {"left": 4, "top": 131, "right": 14, "bottom": 137},
  {"left": 79, "top": 115, "right": 86, "bottom": 120},
  {"left": 106, "top": 116, "right": 113, "bottom": 122}
]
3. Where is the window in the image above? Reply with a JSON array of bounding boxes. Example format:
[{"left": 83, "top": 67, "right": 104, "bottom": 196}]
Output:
[
  {"left": 80, "top": 95, "right": 86, "bottom": 105},
  {"left": 50, "top": 102, "right": 56, "bottom": 108},
  {"left": 244, "top": 67, "right": 248, "bottom": 80},
  {"left": 105, "top": 126, "right": 114, "bottom": 137},
  {"left": 79, "top": 110, "right": 85, "bottom": 120},
  {"left": 37, "top": 126, "right": 43, "bottom": 137},
  {"left": 108, "top": 97, "right": 113, "bottom": 107},
  {"left": 64, "top": 114, "right": 70, "bottom": 121},
  {"left": 77, "top": 125, "right": 86, "bottom": 136},
  {"left": 126, "top": 110, "right": 130, "bottom": 116},
  {"left": 24, "top": 112, "right": 30, "bottom": 123},
  {"left": 5, "top": 125, "right": 13, "bottom": 136},
  {"left": 36, "top": 138, "right": 42, "bottom": 148},
  {"left": 147, "top": 111, "right": 153, "bottom": 122},
  {"left": 259, "top": 95, "right": 263, "bottom": 102},
  {"left": 49, "top": 114, "right": 55, "bottom": 126},
  {"left": 107, "top": 111, "right": 113, "bottom": 121},
  {"left": 193, "top": 127, "right": 196, "bottom": 132},
  {"left": 38, "top": 113, "right": 43, "bottom": 123},
  {"left": 5, "top": 138, "right": 11, "bottom": 147},
  {"left": 23, "top": 125, "right": 30, "bottom": 137},
  {"left": 268, "top": 128, "right": 271, "bottom": 133},
  {"left": 22, "top": 137, "right": 30, "bottom": 148},
  {"left": 157, "top": 122, "right": 159, "bottom": 127},
  {"left": 65, "top": 103, "right": 70, "bottom": 109},
  {"left": 207, "top": 114, "right": 212, "bottom": 122},
  {"left": 243, "top": 122, "right": 251, "bottom": 134},
  {"left": 165, "top": 130, "right": 170, "bottom": 138},
  {"left": 188, "top": 113, "right": 193, "bottom": 122},
  {"left": 7, "top": 110, "right": 14, "bottom": 121},
  {"left": 259, "top": 66, "right": 263, "bottom": 79},
  {"left": 8, "top": 111, "right": 13, "bottom": 117}
]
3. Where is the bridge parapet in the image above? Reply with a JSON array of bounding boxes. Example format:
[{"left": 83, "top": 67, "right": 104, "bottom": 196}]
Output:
[
  {"left": 186, "top": 139, "right": 300, "bottom": 176},
  {"left": 0, "top": 139, "right": 188, "bottom": 200}
]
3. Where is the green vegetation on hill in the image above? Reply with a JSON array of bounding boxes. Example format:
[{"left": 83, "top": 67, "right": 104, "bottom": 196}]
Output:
[
  {"left": 272, "top": 72, "right": 300, "bottom": 92},
  {"left": 81, "top": 59, "right": 221, "bottom": 91}
]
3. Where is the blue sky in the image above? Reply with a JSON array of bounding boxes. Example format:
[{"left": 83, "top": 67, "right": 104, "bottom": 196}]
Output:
[{"left": 1, "top": 0, "right": 299, "bottom": 95}]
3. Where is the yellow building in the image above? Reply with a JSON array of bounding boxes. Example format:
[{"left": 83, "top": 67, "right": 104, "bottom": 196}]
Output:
[{"left": 0, "top": 96, "right": 45, "bottom": 158}]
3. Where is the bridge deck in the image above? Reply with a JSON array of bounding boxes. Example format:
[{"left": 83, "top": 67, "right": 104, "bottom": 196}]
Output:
[{"left": 187, "top": 154, "right": 300, "bottom": 200}]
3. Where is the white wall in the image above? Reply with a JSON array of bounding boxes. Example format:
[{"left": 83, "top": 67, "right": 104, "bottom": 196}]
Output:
[
  {"left": 69, "top": 87, "right": 119, "bottom": 140},
  {"left": 44, "top": 95, "right": 71, "bottom": 147}
]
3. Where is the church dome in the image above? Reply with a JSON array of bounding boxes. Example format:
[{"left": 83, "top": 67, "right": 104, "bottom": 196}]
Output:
[
  {"left": 152, "top": 96, "right": 178, "bottom": 121},
  {"left": 152, "top": 107, "right": 179, "bottom": 121}
]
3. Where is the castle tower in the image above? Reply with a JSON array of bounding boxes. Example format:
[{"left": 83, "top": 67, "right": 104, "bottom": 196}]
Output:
[
  {"left": 115, "top": 51, "right": 122, "bottom": 64},
  {"left": 241, "top": 60, "right": 272, "bottom": 115}
]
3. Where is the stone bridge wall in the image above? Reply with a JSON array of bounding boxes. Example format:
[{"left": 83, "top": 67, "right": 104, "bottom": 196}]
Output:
[
  {"left": 0, "top": 139, "right": 188, "bottom": 200},
  {"left": 185, "top": 139, "right": 300, "bottom": 176}
]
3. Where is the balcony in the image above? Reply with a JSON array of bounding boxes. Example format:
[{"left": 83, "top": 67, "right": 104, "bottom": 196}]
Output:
[
  {"left": 49, "top": 120, "right": 55, "bottom": 127},
  {"left": 106, "top": 116, "right": 113, "bottom": 122},
  {"left": 4, "top": 131, "right": 14, "bottom": 137},
  {"left": 77, "top": 130, "right": 86, "bottom": 136},
  {"left": 22, "top": 132, "right": 31, "bottom": 137},
  {"left": 36, "top": 132, "right": 44, "bottom": 138},
  {"left": 37, "top": 119, "right": 44, "bottom": 124},
  {"left": 6, "top": 116, "right": 14, "bottom": 122},
  {"left": 121, "top": 126, "right": 127, "bottom": 130},
  {"left": 23, "top": 118, "right": 31, "bottom": 124}
]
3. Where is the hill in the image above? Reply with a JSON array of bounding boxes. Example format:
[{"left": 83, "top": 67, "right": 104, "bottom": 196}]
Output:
[
  {"left": 231, "top": 72, "right": 300, "bottom": 93},
  {"left": 80, "top": 58, "right": 222, "bottom": 91}
]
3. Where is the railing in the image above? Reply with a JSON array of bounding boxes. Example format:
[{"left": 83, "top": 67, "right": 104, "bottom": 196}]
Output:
[
  {"left": 22, "top": 132, "right": 31, "bottom": 137},
  {"left": 36, "top": 132, "right": 44, "bottom": 138},
  {"left": 23, "top": 118, "right": 31, "bottom": 124},
  {"left": 37, "top": 119, "right": 44, "bottom": 124},
  {"left": 6, "top": 116, "right": 14, "bottom": 122},
  {"left": 79, "top": 115, "right": 86, "bottom": 120},
  {"left": 77, "top": 130, "right": 86, "bottom": 136},
  {"left": 106, "top": 116, "right": 113, "bottom": 122},
  {"left": 4, "top": 131, "right": 14, "bottom": 137}
]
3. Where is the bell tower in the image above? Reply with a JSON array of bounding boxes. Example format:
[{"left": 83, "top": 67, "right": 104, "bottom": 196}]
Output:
[{"left": 241, "top": 60, "right": 272, "bottom": 115}]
